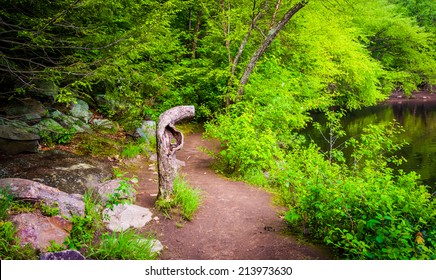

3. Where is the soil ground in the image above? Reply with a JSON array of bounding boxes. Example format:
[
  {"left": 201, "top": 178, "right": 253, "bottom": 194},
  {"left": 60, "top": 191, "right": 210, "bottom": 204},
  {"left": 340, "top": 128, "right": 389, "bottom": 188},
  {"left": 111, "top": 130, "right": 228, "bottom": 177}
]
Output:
[{"left": 131, "top": 133, "right": 334, "bottom": 260}]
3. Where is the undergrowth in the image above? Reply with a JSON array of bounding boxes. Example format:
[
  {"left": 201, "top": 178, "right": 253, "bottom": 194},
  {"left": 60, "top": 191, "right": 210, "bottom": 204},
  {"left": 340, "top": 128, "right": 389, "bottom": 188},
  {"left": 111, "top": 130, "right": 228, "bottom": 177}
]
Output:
[
  {"left": 156, "top": 175, "right": 201, "bottom": 221},
  {"left": 0, "top": 185, "right": 158, "bottom": 260},
  {"left": 87, "top": 229, "right": 158, "bottom": 260},
  {"left": 74, "top": 125, "right": 154, "bottom": 159},
  {"left": 206, "top": 108, "right": 436, "bottom": 259}
]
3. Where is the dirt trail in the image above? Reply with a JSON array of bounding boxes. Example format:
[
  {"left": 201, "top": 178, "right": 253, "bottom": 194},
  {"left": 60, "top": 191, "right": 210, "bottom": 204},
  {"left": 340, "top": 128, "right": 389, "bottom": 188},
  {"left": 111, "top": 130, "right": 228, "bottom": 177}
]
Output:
[{"left": 136, "top": 133, "right": 333, "bottom": 260}]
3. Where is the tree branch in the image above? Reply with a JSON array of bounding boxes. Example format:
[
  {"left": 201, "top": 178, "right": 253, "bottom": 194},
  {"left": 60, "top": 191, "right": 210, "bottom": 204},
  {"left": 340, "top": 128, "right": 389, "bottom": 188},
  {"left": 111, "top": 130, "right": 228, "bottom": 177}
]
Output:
[
  {"left": 270, "top": 0, "right": 282, "bottom": 27},
  {"left": 238, "top": 1, "right": 309, "bottom": 96}
]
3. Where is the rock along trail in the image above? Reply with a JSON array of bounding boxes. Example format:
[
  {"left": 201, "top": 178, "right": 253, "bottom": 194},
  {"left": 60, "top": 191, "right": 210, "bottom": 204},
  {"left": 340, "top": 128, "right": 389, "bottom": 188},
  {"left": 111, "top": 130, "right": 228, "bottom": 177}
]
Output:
[{"left": 139, "top": 132, "right": 333, "bottom": 260}]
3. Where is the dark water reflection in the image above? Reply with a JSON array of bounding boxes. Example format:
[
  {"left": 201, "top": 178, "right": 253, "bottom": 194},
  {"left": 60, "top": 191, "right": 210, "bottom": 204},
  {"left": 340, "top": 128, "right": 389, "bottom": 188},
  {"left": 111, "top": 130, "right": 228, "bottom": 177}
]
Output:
[{"left": 306, "top": 101, "right": 436, "bottom": 193}]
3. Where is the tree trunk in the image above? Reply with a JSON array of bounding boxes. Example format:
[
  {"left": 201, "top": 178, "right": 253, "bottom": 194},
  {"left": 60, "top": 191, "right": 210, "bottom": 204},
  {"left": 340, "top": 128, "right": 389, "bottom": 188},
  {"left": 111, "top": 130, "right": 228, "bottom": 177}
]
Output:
[
  {"left": 192, "top": 10, "right": 203, "bottom": 59},
  {"left": 156, "top": 106, "right": 195, "bottom": 200},
  {"left": 237, "top": 1, "right": 308, "bottom": 96}
]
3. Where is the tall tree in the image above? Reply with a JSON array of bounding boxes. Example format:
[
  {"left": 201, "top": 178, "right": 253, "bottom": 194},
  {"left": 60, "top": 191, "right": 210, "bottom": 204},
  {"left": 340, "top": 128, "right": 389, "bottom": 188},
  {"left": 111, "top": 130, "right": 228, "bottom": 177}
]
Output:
[{"left": 212, "top": 0, "right": 309, "bottom": 105}]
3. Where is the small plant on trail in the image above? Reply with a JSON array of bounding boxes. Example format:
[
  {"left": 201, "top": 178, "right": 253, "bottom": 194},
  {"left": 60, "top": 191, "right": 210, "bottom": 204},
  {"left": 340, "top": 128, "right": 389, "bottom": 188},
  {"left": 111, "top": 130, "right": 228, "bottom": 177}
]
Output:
[
  {"left": 156, "top": 175, "right": 201, "bottom": 221},
  {"left": 105, "top": 169, "right": 138, "bottom": 210}
]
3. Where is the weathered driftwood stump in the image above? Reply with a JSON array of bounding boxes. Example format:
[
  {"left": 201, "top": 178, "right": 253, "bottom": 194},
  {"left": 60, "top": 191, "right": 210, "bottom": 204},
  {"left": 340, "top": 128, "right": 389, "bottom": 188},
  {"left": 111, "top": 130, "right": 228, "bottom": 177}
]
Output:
[{"left": 156, "top": 106, "right": 195, "bottom": 200}]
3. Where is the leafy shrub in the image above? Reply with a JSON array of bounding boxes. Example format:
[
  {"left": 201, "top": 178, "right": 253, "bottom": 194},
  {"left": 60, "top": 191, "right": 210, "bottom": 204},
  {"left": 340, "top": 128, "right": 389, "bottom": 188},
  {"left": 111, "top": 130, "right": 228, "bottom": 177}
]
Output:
[
  {"left": 46, "top": 240, "right": 66, "bottom": 252},
  {"left": 280, "top": 123, "right": 436, "bottom": 259},
  {"left": 205, "top": 106, "right": 282, "bottom": 180},
  {"left": 39, "top": 126, "right": 76, "bottom": 146}
]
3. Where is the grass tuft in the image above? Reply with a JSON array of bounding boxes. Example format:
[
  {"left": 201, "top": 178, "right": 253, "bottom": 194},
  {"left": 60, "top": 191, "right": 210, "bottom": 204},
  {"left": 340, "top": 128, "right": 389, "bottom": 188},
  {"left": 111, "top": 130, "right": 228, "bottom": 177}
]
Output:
[{"left": 156, "top": 175, "right": 201, "bottom": 221}]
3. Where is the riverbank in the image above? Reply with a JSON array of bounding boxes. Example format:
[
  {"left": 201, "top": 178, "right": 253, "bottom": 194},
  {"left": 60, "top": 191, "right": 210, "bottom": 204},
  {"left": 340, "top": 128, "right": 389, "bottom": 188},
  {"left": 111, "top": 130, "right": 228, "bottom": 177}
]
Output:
[{"left": 385, "top": 89, "right": 436, "bottom": 104}]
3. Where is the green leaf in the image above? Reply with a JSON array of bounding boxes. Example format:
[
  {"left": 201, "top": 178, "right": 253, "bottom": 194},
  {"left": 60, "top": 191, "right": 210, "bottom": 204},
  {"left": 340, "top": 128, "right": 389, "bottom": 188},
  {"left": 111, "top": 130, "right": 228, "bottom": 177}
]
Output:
[
  {"left": 366, "top": 219, "right": 380, "bottom": 229},
  {"left": 376, "top": 235, "right": 384, "bottom": 243}
]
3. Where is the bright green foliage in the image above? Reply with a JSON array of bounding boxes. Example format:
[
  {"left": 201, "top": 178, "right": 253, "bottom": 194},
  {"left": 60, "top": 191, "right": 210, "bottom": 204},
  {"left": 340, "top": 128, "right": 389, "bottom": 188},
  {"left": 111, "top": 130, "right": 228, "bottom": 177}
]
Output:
[
  {"left": 278, "top": 2, "right": 386, "bottom": 109},
  {"left": 156, "top": 175, "right": 201, "bottom": 221},
  {"left": 1, "top": 0, "right": 435, "bottom": 126},
  {"left": 347, "top": 122, "right": 407, "bottom": 172},
  {"left": 390, "top": 0, "right": 436, "bottom": 32},
  {"left": 205, "top": 108, "right": 283, "bottom": 184},
  {"left": 40, "top": 202, "right": 60, "bottom": 217},
  {"left": 203, "top": 2, "right": 436, "bottom": 258},
  {"left": 313, "top": 110, "right": 347, "bottom": 164},
  {"left": 350, "top": 0, "right": 436, "bottom": 94},
  {"left": 88, "top": 229, "right": 158, "bottom": 260},
  {"left": 39, "top": 127, "right": 77, "bottom": 146},
  {"left": 121, "top": 139, "right": 147, "bottom": 159},
  {"left": 46, "top": 240, "right": 66, "bottom": 253},
  {"left": 279, "top": 123, "right": 436, "bottom": 259}
]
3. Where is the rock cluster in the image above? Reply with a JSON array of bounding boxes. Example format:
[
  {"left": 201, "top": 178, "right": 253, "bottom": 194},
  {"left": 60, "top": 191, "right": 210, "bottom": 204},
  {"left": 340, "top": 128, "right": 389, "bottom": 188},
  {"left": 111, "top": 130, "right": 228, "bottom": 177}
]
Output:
[
  {"left": 0, "top": 178, "right": 163, "bottom": 259},
  {"left": 0, "top": 96, "right": 119, "bottom": 155},
  {"left": 0, "top": 96, "right": 162, "bottom": 259}
]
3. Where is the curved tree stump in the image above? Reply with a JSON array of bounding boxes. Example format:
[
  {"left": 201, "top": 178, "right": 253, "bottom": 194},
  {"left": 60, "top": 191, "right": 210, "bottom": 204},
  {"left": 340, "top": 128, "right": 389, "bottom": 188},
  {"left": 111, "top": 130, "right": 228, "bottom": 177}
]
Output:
[{"left": 156, "top": 106, "right": 195, "bottom": 200}]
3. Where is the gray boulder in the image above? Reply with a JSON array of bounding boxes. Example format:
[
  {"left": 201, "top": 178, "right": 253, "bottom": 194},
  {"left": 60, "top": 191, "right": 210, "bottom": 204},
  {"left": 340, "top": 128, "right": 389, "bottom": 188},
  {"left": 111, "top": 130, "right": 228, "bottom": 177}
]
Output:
[
  {"left": 40, "top": 250, "right": 85, "bottom": 260},
  {"left": 0, "top": 150, "right": 112, "bottom": 194},
  {"left": 92, "top": 119, "right": 116, "bottom": 130},
  {"left": 50, "top": 109, "right": 90, "bottom": 133},
  {"left": 95, "top": 179, "right": 136, "bottom": 204},
  {"left": 0, "top": 125, "right": 40, "bottom": 154},
  {"left": 103, "top": 204, "right": 153, "bottom": 232},
  {"left": 35, "top": 118, "right": 64, "bottom": 132},
  {"left": 70, "top": 99, "right": 92, "bottom": 123},
  {"left": 11, "top": 213, "right": 72, "bottom": 252},
  {"left": 0, "top": 178, "right": 85, "bottom": 218},
  {"left": 0, "top": 98, "right": 46, "bottom": 125},
  {"left": 36, "top": 80, "right": 59, "bottom": 100},
  {"left": 136, "top": 120, "right": 156, "bottom": 143}
]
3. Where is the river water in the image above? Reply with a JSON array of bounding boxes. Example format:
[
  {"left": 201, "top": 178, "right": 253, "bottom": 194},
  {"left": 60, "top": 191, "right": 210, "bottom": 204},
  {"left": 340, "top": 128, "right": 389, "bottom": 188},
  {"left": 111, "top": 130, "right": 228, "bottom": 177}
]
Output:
[{"left": 306, "top": 100, "right": 436, "bottom": 193}]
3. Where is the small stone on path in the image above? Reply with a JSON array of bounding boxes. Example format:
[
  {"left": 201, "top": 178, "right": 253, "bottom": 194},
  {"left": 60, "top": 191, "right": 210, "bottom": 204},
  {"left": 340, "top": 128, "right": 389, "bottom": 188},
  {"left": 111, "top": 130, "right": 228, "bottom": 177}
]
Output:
[{"left": 103, "top": 204, "right": 153, "bottom": 232}]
